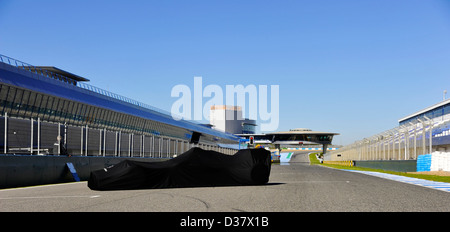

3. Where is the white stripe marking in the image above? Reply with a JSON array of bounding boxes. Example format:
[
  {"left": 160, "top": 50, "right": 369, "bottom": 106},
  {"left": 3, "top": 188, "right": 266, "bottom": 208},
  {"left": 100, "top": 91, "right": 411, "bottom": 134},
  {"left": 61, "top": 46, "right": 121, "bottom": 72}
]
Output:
[
  {"left": 344, "top": 170, "right": 450, "bottom": 193},
  {"left": 0, "top": 181, "right": 86, "bottom": 192},
  {"left": 0, "top": 195, "right": 100, "bottom": 200}
]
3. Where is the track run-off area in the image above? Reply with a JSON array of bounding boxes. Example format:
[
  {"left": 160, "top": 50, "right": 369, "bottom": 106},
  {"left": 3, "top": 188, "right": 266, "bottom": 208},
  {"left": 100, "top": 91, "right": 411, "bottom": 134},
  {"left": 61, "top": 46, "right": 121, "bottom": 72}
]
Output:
[{"left": 1, "top": 151, "right": 449, "bottom": 212}]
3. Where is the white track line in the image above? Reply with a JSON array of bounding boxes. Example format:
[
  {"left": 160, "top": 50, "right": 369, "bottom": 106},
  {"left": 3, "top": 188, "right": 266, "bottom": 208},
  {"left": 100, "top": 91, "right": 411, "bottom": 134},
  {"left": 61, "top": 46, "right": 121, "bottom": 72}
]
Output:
[
  {"left": 0, "top": 181, "right": 86, "bottom": 192},
  {"left": 343, "top": 170, "right": 450, "bottom": 193}
]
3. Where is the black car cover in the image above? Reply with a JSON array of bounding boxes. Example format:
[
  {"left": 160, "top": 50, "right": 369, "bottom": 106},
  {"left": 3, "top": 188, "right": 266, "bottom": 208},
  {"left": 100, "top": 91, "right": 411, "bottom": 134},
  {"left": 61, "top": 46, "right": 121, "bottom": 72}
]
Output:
[{"left": 88, "top": 147, "right": 271, "bottom": 191}]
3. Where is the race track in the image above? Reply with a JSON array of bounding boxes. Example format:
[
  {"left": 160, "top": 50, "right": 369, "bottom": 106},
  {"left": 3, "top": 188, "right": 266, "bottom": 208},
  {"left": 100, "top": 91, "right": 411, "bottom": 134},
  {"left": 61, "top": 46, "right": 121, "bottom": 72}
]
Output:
[{"left": 1, "top": 151, "right": 449, "bottom": 212}]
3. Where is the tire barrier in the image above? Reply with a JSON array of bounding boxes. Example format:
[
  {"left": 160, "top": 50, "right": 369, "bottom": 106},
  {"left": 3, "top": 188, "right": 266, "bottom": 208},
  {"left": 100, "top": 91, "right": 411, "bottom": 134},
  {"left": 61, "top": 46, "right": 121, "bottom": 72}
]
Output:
[{"left": 323, "top": 160, "right": 354, "bottom": 167}]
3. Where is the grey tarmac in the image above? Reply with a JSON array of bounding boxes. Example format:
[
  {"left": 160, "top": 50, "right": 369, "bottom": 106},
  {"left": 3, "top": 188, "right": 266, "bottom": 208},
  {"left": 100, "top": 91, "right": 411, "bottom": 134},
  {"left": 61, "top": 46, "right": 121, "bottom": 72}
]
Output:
[{"left": 1, "top": 152, "right": 449, "bottom": 212}]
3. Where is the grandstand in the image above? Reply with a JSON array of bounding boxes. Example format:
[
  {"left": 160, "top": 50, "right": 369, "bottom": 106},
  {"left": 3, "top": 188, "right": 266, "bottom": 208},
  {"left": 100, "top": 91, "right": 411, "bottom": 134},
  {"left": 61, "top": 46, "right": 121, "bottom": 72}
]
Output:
[
  {"left": 326, "top": 98, "right": 450, "bottom": 162},
  {"left": 0, "top": 54, "right": 240, "bottom": 157},
  {"left": 237, "top": 128, "right": 339, "bottom": 153}
]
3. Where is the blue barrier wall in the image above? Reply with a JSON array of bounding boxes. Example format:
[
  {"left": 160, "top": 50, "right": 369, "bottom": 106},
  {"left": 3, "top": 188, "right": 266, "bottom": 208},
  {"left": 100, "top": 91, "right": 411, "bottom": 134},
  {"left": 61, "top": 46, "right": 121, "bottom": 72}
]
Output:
[{"left": 416, "top": 154, "right": 432, "bottom": 172}]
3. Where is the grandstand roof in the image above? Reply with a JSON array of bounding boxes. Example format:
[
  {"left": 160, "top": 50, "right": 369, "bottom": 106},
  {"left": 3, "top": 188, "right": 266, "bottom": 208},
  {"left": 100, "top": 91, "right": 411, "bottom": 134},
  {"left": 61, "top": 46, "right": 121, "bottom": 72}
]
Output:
[
  {"left": 266, "top": 128, "right": 339, "bottom": 135},
  {"left": 398, "top": 98, "right": 450, "bottom": 123},
  {"left": 36, "top": 66, "right": 90, "bottom": 82}
]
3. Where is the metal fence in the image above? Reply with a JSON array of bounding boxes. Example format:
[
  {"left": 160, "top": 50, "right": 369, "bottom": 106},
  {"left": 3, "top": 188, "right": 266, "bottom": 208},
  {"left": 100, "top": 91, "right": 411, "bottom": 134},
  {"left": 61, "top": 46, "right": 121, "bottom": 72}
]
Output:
[
  {"left": 1, "top": 113, "right": 237, "bottom": 157},
  {"left": 326, "top": 114, "right": 450, "bottom": 161}
]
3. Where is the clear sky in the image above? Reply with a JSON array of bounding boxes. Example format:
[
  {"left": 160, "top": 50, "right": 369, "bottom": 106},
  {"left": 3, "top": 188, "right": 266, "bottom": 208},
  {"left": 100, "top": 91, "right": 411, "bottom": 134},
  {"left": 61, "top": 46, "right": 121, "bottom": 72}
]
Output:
[{"left": 1, "top": 0, "right": 450, "bottom": 145}]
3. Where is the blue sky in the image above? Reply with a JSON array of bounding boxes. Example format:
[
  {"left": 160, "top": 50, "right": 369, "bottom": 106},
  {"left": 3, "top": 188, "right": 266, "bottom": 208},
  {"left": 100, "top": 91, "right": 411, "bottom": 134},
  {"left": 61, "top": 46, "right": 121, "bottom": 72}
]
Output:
[{"left": 1, "top": 0, "right": 450, "bottom": 145}]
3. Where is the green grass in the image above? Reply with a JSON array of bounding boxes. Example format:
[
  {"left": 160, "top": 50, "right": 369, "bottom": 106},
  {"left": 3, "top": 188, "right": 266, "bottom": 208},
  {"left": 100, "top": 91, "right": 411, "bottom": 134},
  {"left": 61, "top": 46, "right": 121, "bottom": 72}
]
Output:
[
  {"left": 308, "top": 153, "right": 450, "bottom": 183},
  {"left": 308, "top": 152, "right": 322, "bottom": 165}
]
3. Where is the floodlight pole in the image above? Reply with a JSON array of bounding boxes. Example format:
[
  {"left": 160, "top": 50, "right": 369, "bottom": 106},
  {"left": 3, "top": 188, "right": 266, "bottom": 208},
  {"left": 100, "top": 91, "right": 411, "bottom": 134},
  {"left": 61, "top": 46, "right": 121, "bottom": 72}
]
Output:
[
  {"left": 394, "top": 127, "right": 402, "bottom": 160},
  {"left": 399, "top": 125, "right": 408, "bottom": 160},
  {"left": 409, "top": 122, "right": 417, "bottom": 159},
  {"left": 424, "top": 116, "right": 433, "bottom": 154},
  {"left": 4, "top": 112, "right": 7, "bottom": 154},
  {"left": 417, "top": 118, "right": 427, "bottom": 155},
  {"left": 363, "top": 138, "right": 369, "bottom": 160}
]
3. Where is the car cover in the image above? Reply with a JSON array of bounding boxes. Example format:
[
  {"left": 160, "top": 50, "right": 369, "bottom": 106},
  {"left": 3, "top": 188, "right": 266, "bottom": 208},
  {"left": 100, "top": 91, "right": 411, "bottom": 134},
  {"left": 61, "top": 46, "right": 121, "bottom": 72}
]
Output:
[{"left": 88, "top": 147, "right": 271, "bottom": 191}]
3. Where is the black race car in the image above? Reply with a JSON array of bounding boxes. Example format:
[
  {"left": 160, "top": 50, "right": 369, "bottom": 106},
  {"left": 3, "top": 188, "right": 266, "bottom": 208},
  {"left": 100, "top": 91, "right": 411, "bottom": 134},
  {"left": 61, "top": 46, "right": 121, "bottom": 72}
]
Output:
[{"left": 88, "top": 147, "right": 271, "bottom": 191}]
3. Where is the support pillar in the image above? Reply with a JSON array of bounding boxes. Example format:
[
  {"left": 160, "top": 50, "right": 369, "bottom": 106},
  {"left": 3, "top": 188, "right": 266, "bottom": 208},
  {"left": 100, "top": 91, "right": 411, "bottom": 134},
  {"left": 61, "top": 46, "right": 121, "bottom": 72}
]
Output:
[{"left": 322, "top": 144, "right": 329, "bottom": 154}]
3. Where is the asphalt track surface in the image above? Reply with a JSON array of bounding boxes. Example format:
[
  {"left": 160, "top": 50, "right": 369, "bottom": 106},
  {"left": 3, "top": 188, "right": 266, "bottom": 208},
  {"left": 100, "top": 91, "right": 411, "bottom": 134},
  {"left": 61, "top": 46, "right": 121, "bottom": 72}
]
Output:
[{"left": 1, "top": 151, "right": 449, "bottom": 212}]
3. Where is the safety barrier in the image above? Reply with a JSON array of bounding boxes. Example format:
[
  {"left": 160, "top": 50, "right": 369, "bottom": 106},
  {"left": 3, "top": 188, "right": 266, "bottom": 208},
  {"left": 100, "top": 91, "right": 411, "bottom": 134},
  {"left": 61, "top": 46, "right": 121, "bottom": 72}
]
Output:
[{"left": 323, "top": 160, "right": 354, "bottom": 167}]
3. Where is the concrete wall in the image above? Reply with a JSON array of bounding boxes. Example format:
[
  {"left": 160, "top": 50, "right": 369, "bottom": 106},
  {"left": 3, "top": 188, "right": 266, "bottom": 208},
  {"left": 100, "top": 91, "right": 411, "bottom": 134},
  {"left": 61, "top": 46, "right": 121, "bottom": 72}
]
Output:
[
  {"left": 354, "top": 160, "right": 417, "bottom": 172},
  {"left": 0, "top": 155, "right": 166, "bottom": 189}
]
